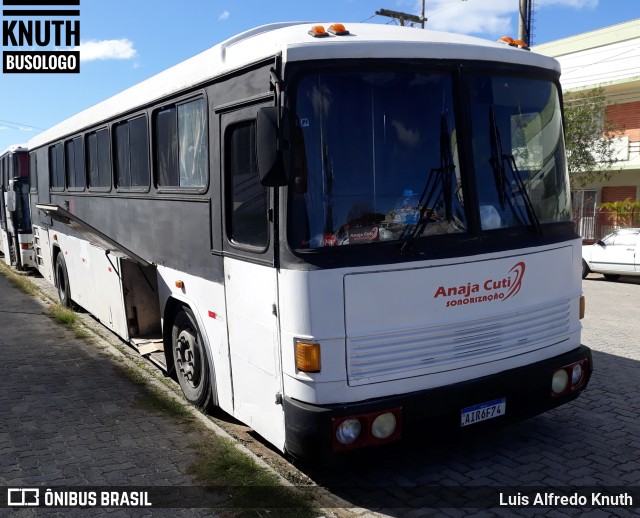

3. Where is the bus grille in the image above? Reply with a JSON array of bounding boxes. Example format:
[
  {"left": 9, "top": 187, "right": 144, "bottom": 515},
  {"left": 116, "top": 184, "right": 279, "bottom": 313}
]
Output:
[{"left": 346, "top": 299, "right": 571, "bottom": 386}]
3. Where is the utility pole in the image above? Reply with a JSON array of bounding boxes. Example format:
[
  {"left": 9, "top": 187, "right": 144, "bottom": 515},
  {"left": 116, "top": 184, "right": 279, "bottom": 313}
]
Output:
[
  {"left": 518, "top": 0, "right": 533, "bottom": 46},
  {"left": 375, "top": 8, "right": 425, "bottom": 28}
]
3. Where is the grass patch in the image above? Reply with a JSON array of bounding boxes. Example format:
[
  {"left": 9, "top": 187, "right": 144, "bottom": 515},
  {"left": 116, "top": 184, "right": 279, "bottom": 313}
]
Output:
[
  {"left": 48, "top": 303, "right": 77, "bottom": 326},
  {"left": 0, "top": 261, "right": 38, "bottom": 296},
  {"left": 47, "top": 303, "right": 91, "bottom": 340},
  {"left": 188, "top": 437, "right": 317, "bottom": 517}
]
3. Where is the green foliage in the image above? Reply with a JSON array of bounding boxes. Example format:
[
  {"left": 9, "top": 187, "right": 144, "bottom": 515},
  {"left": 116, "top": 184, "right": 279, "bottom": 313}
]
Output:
[
  {"left": 563, "top": 87, "right": 620, "bottom": 188},
  {"left": 598, "top": 198, "right": 640, "bottom": 228},
  {"left": 188, "top": 437, "right": 317, "bottom": 517}
]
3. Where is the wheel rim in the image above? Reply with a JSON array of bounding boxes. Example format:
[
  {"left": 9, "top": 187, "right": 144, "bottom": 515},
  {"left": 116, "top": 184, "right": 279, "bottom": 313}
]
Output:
[{"left": 175, "top": 326, "right": 202, "bottom": 389}]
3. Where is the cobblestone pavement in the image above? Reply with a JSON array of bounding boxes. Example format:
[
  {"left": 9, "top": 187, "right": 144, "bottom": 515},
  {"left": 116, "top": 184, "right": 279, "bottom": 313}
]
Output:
[
  {"left": 299, "top": 274, "right": 640, "bottom": 517},
  {"left": 0, "top": 272, "right": 222, "bottom": 517},
  {"left": 2, "top": 267, "right": 640, "bottom": 517}
]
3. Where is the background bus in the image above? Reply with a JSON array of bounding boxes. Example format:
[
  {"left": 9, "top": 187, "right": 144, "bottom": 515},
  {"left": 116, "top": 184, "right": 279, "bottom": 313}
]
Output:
[
  {"left": 0, "top": 145, "right": 35, "bottom": 270},
  {"left": 27, "top": 22, "right": 591, "bottom": 462}
]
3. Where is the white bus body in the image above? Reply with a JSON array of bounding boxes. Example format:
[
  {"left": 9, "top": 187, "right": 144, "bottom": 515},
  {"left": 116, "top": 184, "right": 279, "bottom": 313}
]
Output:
[
  {"left": 1, "top": 145, "right": 35, "bottom": 270},
  {"left": 28, "top": 23, "right": 591, "bottom": 461}
]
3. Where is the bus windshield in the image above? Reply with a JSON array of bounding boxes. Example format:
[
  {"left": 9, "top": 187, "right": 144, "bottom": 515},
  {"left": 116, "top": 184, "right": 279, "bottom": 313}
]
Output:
[{"left": 289, "top": 69, "right": 571, "bottom": 250}]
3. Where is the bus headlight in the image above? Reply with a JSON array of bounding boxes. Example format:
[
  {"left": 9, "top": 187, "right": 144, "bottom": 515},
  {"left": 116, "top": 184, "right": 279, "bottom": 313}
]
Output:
[
  {"left": 371, "top": 412, "right": 397, "bottom": 439},
  {"left": 551, "top": 369, "right": 569, "bottom": 394},
  {"left": 571, "top": 363, "right": 583, "bottom": 386},
  {"left": 335, "top": 418, "right": 362, "bottom": 445}
]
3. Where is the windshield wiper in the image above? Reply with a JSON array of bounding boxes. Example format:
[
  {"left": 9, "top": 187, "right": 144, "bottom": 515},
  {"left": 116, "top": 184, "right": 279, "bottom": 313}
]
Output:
[
  {"left": 488, "top": 107, "right": 542, "bottom": 234},
  {"left": 401, "top": 114, "right": 456, "bottom": 255}
]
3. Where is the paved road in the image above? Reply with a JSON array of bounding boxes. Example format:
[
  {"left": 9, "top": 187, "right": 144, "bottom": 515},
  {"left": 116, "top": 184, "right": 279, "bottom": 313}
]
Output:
[
  {"left": 298, "top": 274, "right": 640, "bottom": 516},
  {"left": 2, "top": 266, "right": 639, "bottom": 517},
  {"left": 0, "top": 273, "right": 219, "bottom": 517}
]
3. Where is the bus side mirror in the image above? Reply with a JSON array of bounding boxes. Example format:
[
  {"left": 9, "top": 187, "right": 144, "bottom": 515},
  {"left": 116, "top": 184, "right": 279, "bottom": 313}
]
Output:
[{"left": 256, "top": 106, "right": 290, "bottom": 187}]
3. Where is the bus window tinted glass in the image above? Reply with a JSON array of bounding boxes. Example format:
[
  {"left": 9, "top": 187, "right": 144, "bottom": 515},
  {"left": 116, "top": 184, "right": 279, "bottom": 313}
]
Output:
[
  {"left": 87, "top": 129, "right": 111, "bottom": 189},
  {"left": 49, "top": 144, "right": 64, "bottom": 190},
  {"left": 178, "top": 99, "right": 207, "bottom": 187},
  {"left": 29, "top": 152, "right": 37, "bottom": 192},
  {"left": 129, "top": 116, "right": 150, "bottom": 188},
  {"left": 467, "top": 75, "right": 571, "bottom": 230},
  {"left": 291, "top": 71, "right": 465, "bottom": 249},
  {"left": 115, "top": 116, "right": 149, "bottom": 189},
  {"left": 227, "top": 121, "right": 268, "bottom": 248},
  {"left": 65, "top": 137, "right": 85, "bottom": 189},
  {"left": 155, "top": 98, "right": 207, "bottom": 188}
]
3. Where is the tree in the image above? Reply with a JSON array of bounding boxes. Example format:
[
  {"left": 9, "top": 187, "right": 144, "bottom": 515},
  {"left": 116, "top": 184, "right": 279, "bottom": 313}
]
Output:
[
  {"left": 598, "top": 199, "right": 640, "bottom": 228},
  {"left": 563, "top": 87, "right": 620, "bottom": 188}
]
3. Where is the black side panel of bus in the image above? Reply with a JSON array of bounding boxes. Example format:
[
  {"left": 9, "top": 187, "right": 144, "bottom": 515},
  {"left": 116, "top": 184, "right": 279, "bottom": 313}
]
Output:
[{"left": 28, "top": 59, "right": 275, "bottom": 285}]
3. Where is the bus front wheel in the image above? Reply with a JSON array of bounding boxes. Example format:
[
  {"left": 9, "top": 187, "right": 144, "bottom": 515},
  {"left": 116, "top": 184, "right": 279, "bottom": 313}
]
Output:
[
  {"left": 171, "top": 307, "right": 214, "bottom": 410},
  {"left": 55, "top": 253, "right": 72, "bottom": 308}
]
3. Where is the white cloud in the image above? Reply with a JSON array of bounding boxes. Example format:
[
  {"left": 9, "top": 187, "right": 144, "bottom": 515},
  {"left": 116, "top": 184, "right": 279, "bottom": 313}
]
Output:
[
  {"left": 416, "top": 0, "right": 599, "bottom": 37},
  {"left": 218, "top": 10, "right": 230, "bottom": 21},
  {"left": 74, "top": 39, "right": 137, "bottom": 62},
  {"left": 536, "top": 0, "right": 598, "bottom": 7}
]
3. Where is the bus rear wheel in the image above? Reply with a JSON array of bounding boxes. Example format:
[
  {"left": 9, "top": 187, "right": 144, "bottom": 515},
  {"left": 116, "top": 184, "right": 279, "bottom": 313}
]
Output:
[
  {"left": 55, "top": 253, "right": 72, "bottom": 308},
  {"left": 171, "top": 307, "right": 214, "bottom": 410}
]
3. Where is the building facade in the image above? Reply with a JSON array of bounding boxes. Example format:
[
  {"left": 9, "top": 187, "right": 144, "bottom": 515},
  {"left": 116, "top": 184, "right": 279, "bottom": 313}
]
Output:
[{"left": 534, "top": 19, "right": 640, "bottom": 241}]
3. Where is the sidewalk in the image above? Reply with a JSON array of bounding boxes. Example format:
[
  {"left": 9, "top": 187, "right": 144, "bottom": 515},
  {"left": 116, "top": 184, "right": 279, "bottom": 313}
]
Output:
[{"left": 0, "top": 271, "right": 227, "bottom": 517}]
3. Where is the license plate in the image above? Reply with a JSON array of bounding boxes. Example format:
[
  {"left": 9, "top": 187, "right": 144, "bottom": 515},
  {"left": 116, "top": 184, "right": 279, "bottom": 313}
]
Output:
[{"left": 460, "top": 397, "right": 506, "bottom": 427}]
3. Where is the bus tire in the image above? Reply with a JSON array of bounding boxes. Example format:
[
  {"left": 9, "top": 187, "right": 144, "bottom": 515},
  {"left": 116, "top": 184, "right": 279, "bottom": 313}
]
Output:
[
  {"left": 55, "top": 253, "right": 72, "bottom": 308},
  {"left": 581, "top": 260, "right": 590, "bottom": 279},
  {"left": 171, "top": 306, "right": 214, "bottom": 410}
]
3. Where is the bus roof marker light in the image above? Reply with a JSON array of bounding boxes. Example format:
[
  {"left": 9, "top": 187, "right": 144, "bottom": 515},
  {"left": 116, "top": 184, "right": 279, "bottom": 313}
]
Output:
[
  {"left": 512, "top": 39, "right": 530, "bottom": 50},
  {"left": 328, "top": 23, "right": 349, "bottom": 36},
  {"left": 308, "top": 25, "right": 329, "bottom": 38}
]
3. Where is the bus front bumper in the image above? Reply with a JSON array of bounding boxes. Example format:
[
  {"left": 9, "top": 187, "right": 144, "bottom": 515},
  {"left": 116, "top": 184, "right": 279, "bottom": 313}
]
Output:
[{"left": 283, "top": 345, "right": 592, "bottom": 463}]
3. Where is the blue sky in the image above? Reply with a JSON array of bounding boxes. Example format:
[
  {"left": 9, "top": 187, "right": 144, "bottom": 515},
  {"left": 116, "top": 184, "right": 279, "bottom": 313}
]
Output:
[{"left": 1, "top": 0, "right": 638, "bottom": 152}]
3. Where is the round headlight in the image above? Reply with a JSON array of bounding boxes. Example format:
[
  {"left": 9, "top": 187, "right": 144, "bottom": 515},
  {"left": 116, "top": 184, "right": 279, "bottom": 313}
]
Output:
[
  {"left": 551, "top": 369, "right": 569, "bottom": 394},
  {"left": 571, "top": 363, "right": 583, "bottom": 385},
  {"left": 371, "top": 412, "right": 397, "bottom": 439},
  {"left": 336, "top": 418, "right": 362, "bottom": 445}
]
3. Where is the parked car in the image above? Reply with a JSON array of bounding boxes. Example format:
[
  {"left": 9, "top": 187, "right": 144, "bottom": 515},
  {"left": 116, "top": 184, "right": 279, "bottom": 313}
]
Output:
[{"left": 582, "top": 228, "right": 640, "bottom": 280}]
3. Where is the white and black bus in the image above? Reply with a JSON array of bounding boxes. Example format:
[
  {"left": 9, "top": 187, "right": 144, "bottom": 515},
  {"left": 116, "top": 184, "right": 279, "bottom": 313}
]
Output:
[
  {"left": 28, "top": 22, "right": 591, "bottom": 461},
  {"left": 1, "top": 144, "right": 35, "bottom": 270}
]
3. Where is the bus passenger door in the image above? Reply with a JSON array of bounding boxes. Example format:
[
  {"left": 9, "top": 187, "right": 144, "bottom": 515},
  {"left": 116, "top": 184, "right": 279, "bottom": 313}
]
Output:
[{"left": 219, "top": 103, "right": 284, "bottom": 451}]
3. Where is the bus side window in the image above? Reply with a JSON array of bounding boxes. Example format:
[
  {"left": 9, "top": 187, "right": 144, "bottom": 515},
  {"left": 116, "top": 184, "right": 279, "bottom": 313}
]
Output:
[
  {"left": 86, "top": 128, "right": 111, "bottom": 190},
  {"left": 49, "top": 143, "right": 65, "bottom": 191},
  {"left": 154, "top": 98, "right": 207, "bottom": 189},
  {"left": 226, "top": 120, "right": 268, "bottom": 249},
  {"left": 65, "top": 137, "right": 85, "bottom": 190},
  {"left": 29, "top": 152, "right": 37, "bottom": 193}
]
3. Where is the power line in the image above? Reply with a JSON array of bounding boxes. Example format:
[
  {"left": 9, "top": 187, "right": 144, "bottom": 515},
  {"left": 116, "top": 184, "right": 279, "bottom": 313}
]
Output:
[{"left": 0, "top": 119, "right": 44, "bottom": 131}]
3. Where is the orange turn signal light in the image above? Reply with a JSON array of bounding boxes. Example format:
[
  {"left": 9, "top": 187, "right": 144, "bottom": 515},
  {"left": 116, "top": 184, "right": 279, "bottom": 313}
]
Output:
[{"left": 295, "top": 340, "right": 321, "bottom": 372}]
